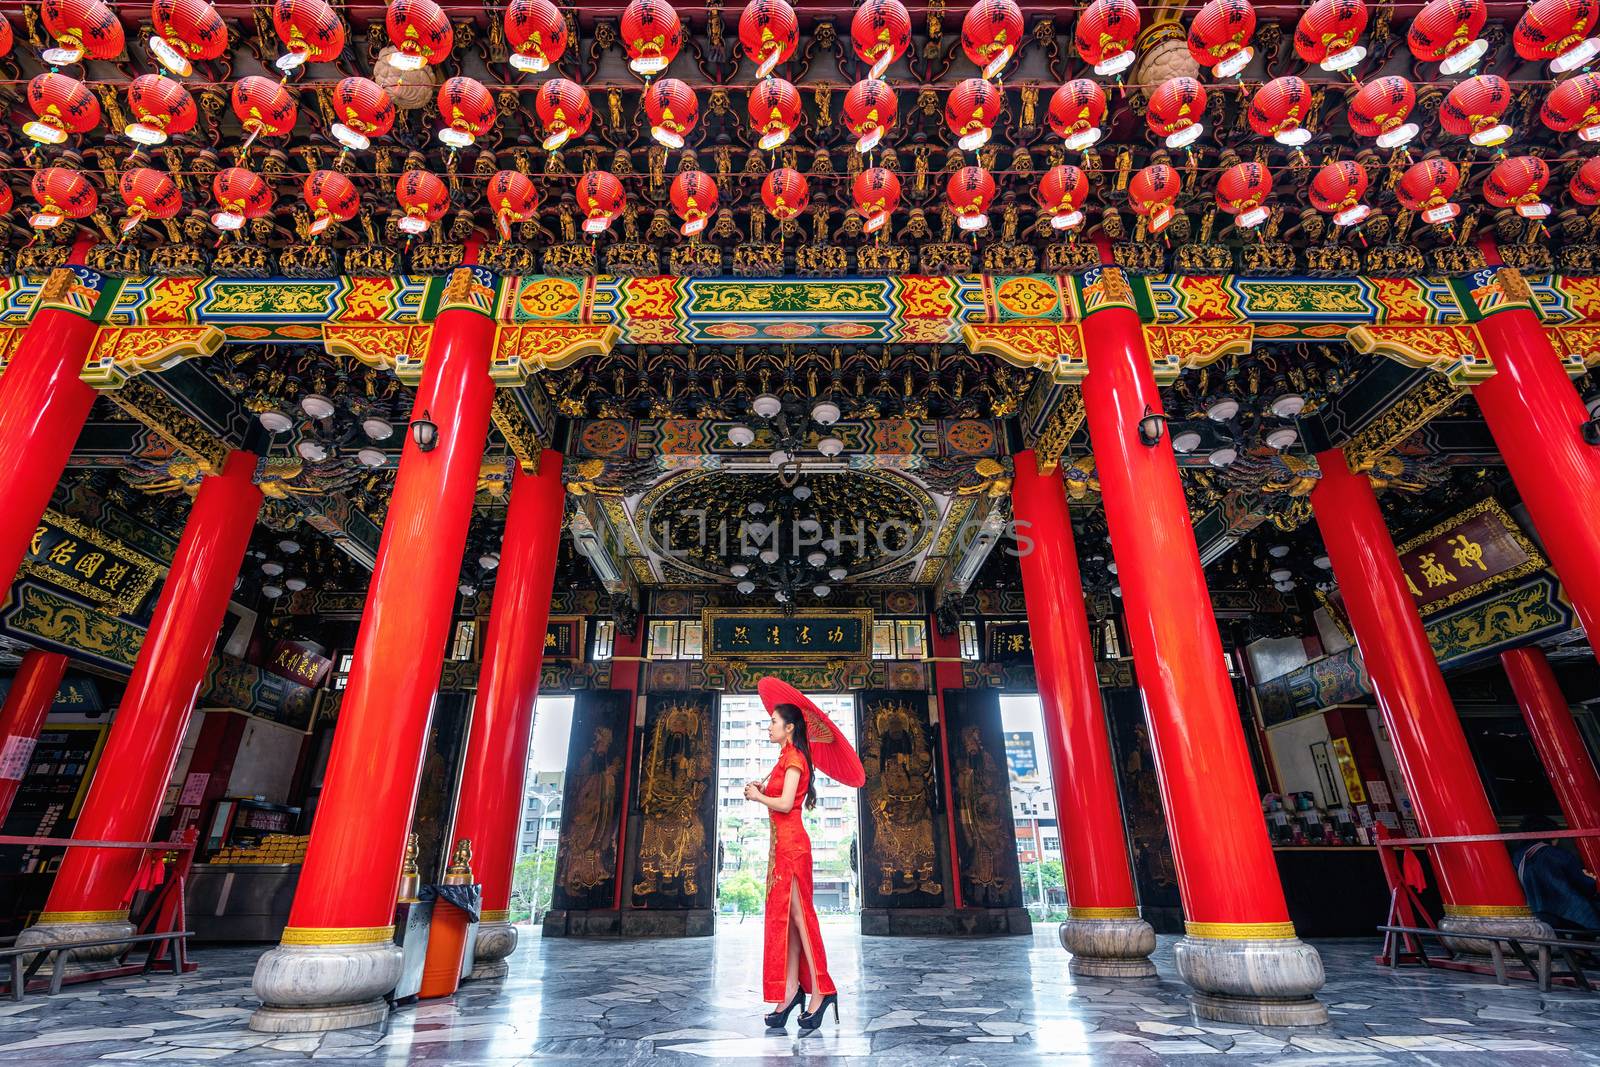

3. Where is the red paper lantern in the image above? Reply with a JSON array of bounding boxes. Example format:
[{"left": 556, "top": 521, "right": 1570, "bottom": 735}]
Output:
[
  {"left": 962, "top": 0, "right": 1025, "bottom": 80},
  {"left": 303, "top": 170, "right": 359, "bottom": 235},
  {"left": 669, "top": 170, "right": 719, "bottom": 236},
  {"left": 577, "top": 171, "right": 625, "bottom": 234},
  {"left": 1570, "top": 155, "right": 1600, "bottom": 205},
  {"left": 1309, "top": 160, "right": 1370, "bottom": 227},
  {"left": 1037, "top": 164, "right": 1089, "bottom": 231},
  {"left": 1484, "top": 156, "right": 1553, "bottom": 219},
  {"left": 536, "top": 79, "right": 592, "bottom": 151},
  {"left": 505, "top": 0, "right": 567, "bottom": 73},
  {"left": 232, "top": 75, "right": 297, "bottom": 139},
  {"left": 25, "top": 73, "right": 101, "bottom": 147},
  {"left": 1248, "top": 76, "right": 1313, "bottom": 147},
  {"left": 852, "top": 0, "right": 911, "bottom": 79},
  {"left": 1217, "top": 162, "right": 1273, "bottom": 228},
  {"left": 331, "top": 77, "right": 395, "bottom": 151},
  {"left": 394, "top": 169, "right": 448, "bottom": 234},
  {"left": 1349, "top": 76, "right": 1419, "bottom": 149},
  {"left": 1397, "top": 158, "right": 1461, "bottom": 224},
  {"left": 1515, "top": 0, "right": 1600, "bottom": 74},
  {"left": 211, "top": 167, "right": 272, "bottom": 230},
  {"left": 645, "top": 78, "right": 699, "bottom": 148},
  {"left": 1048, "top": 79, "right": 1107, "bottom": 151},
  {"left": 271, "top": 0, "right": 345, "bottom": 73},
  {"left": 946, "top": 166, "right": 996, "bottom": 232},
  {"left": 620, "top": 0, "right": 683, "bottom": 76},
  {"left": 843, "top": 79, "right": 898, "bottom": 153},
  {"left": 30, "top": 168, "right": 97, "bottom": 230},
  {"left": 1129, "top": 164, "right": 1181, "bottom": 234},
  {"left": 853, "top": 166, "right": 900, "bottom": 233},
  {"left": 0, "top": 186, "right": 10, "bottom": 218},
  {"left": 41, "top": 0, "right": 124, "bottom": 65},
  {"left": 749, "top": 78, "right": 802, "bottom": 150},
  {"left": 1188, "top": 0, "right": 1256, "bottom": 78},
  {"left": 1295, "top": 0, "right": 1368, "bottom": 72},
  {"left": 125, "top": 74, "right": 197, "bottom": 145},
  {"left": 486, "top": 170, "right": 539, "bottom": 239},
  {"left": 0, "top": 15, "right": 13, "bottom": 58},
  {"left": 1147, "top": 77, "right": 1207, "bottom": 149},
  {"left": 1076, "top": 0, "right": 1141, "bottom": 76},
  {"left": 1441, "top": 74, "right": 1514, "bottom": 147},
  {"left": 741, "top": 0, "right": 799, "bottom": 78},
  {"left": 1408, "top": 0, "right": 1488, "bottom": 75},
  {"left": 763, "top": 168, "right": 810, "bottom": 221},
  {"left": 437, "top": 76, "right": 495, "bottom": 148},
  {"left": 946, "top": 77, "right": 1001, "bottom": 151},
  {"left": 1543, "top": 72, "right": 1600, "bottom": 141},
  {"left": 150, "top": 0, "right": 227, "bottom": 77},
  {"left": 118, "top": 167, "right": 181, "bottom": 236},
  {"left": 386, "top": 0, "right": 452, "bottom": 70}
]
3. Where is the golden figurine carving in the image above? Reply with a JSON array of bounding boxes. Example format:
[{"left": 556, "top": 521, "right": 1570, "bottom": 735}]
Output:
[
  {"left": 632, "top": 700, "right": 711, "bottom": 902},
  {"left": 443, "top": 838, "right": 474, "bottom": 885},
  {"left": 396, "top": 833, "right": 421, "bottom": 903},
  {"left": 862, "top": 700, "right": 942, "bottom": 899}
]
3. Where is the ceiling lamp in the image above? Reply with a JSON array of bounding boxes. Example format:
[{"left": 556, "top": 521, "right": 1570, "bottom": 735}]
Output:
[
  {"left": 1268, "top": 544, "right": 1291, "bottom": 558},
  {"left": 477, "top": 552, "right": 500, "bottom": 570},
  {"left": 731, "top": 563, "right": 749, "bottom": 577},
  {"left": 262, "top": 584, "right": 284, "bottom": 599},
  {"left": 818, "top": 436, "right": 845, "bottom": 457},
  {"left": 828, "top": 566, "right": 847, "bottom": 581},
  {"left": 386, "top": 0, "right": 452, "bottom": 70},
  {"left": 1515, "top": 0, "right": 1600, "bottom": 74},
  {"left": 728, "top": 425, "right": 756, "bottom": 446},
  {"left": 1571, "top": 156, "right": 1600, "bottom": 205},
  {"left": 740, "top": 0, "right": 799, "bottom": 78},
  {"left": 232, "top": 75, "right": 298, "bottom": 143},
  {"left": 644, "top": 78, "right": 699, "bottom": 149},
  {"left": 1217, "top": 162, "right": 1273, "bottom": 230},
  {"left": 504, "top": 0, "right": 567, "bottom": 73},
  {"left": 261, "top": 561, "right": 285, "bottom": 576},
  {"left": 753, "top": 393, "right": 783, "bottom": 418},
  {"left": 946, "top": 77, "right": 1000, "bottom": 150},
  {"left": 669, "top": 170, "right": 719, "bottom": 237},
  {"left": 485, "top": 170, "right": 539, "bottom": 240},
  {"left": 25, "top": 73, "right": 100, "bottom": 146},
  {"left": 1076, "top": 0, "right": 1141, "bottom": 77},
  {"left": 1441, "top": 74, "right": 1514, "bottom": 147},
  {"left": 395, "top": 169, "right": 449, "bottom": 235},
  {"left": 124, "top": 75, "right": 198, "bottom": 146},
  {"left": 284, "top": 577, "right": 308, "bottom": 593},
  {"left": 1397, "top": 158, "right": 1462, "bottom": 225},
  {"left": 41, "top": 0, "right": 125, "bottom": 66},
  {"left": 621, "top": 0, "right": 683, "bottom": 75},
  {"left": 961, "top": 0, "right": 1025, "bottom": 80},
  {"left": 768, "top": 449, "right": 790, "bottom": 467},
  {"left": 1308, "top": 161, "right": 1371, "bottom": 229},
  {"left": 813, "top": 585, "right": 831, "bottom": 598},
  {"left": 535, "top": 79, "right": 592, "bottom": 151},
  {"left": 117, "top": 169, "right": 181, "bottom": 237},
  {"left": 271, "top": 0, "right": 345, "bottom": 73},
  {"left": 749, "top": 78, "right": 802, "bottom": 150},
  {"left": 1484, "top": 156, "right": 1552, "bottom": 220},
  {"left": 1274, "top": 579, "right": 1296, "bottom": 593},
  {"left": 760, "top": 549, "right": 780, "bottom": 565},
  {"left": 852, "top": 0, "right": 911, "bottom": 78},
  {"left": 807, "top": 550, "right": 827, "bottom": 567},
  {"left": 458, "top": 584, "right": 477, "bottom": 598},
  {"left": 946, "top": 166, "right": 997, "bottom": 232},
  {"left": 330, "top": 77, "right": 395, "bottom": 151},
  {"left": 1315, "top": 555, "right": 1332, "bottom": 569},
  {"left": 1265, "top": 426, "right": 1299, "bottom": 450},
  {"left": 1208, "top": 446, "right": 1238, "bottom": 467},
  {"left": 1171, "top": 429, "right": 1203, "bottom": 453},
  {"left": 296, "top": 440, "right": 329, "bottom": 462},
  {"left": 1036, "top": 165, "right": 1089, "bottom": 232},
  {"left": 1147, "top": 78, "right": 1207, "bottom": 150},
  {"left": 577, "top": 171, "right": 625, "bottom": 235},
  {"left": 1129, "top": 164, "right": 1182, "bottom": 235},
  {"left": 775, "top": 589, "right": 790, "bottom": 603},
  {"left": 1408, "top": 0, "right": 1487, "bottom": 76},
  {"left": 843, "top": 79, "right": 897, "bottom": 154},
  {"left": 363, "top": 416, "right": 394, "bottom": 440},
  {"left": 1542, "top": 73, "right": 1600, "bottom": 142},
  {"left": 300, "top": 394, "right": 336, "bottom": 419},
  {"left": 762, "top": 168, "right": 809, "bottom": 220},
  {"left": 737, "top": 580, "right": 757, "bottom": 594},
  {"left": 278, "top": 539, "right": 301, "bottom": 554},
  {"left": 303, "top": 170, "right": 360, "bottom": 236},
  {"left": 853, "top": 167, "right": 901, "bottom": 234},
  {"left": 1269, "top": 567, "right": 1292, "bottom": 581},
  {"left": 811, "top": 399, "right": 841, "bottom": 425},
  {"left": 1348, "top": 76, "right": 1418, "bottom": 150},
  {"left": 211, "top": 167, "right": 273, "bottom": 231},
  {"left": 1248, "top": 76, "right": 1312, "bottom": 147},
  {"left": 1188, "top": 0, "right": 1256, "bottom": 79},
  {"left": 259, "top": 410, "right": 294, "bottom": 434},
  {"left": 358, "top": 447, "right": 387, "bottom": 468},
  {"left": 1295, "top": 0, "right": 1368, "bottom": 73},
  {"left": 150, "top": 0, "right": 228, "bottom": 77},
  {"left": 1048, "top": 79, "right": 1107, "bottom": 152},
  {"left": 1206, "top": 396, "right": 1240, "bottom": 421},
  {"left": 437, "top": 76, "right": 496, "bottom": 148},
  {"left": 1271, "top": 393, "right": 1307, "bottom": 418}
]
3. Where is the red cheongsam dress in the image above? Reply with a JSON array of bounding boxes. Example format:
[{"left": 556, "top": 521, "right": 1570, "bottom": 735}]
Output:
[{"left": 761, "top": 743, "right": 836, "bottom": 1002}]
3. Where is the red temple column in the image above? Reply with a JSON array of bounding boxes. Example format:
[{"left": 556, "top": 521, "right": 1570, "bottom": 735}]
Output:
[
  {"left": 453, "top": 452, "right": 567, "bottom": 980},
  {"left": 1501, "top": 645, "right": 1600, "bottom": 875},
  {"left": 0, "top": 650, "right": 70, "bottom": 822},
  {"left": 1311, "top": 448, "right": 1542, "bottom": 946},
  {"left": 1011, "top": 451, "right": 1154, "bottom": 977},
  {"left": 1078, "top": 265, "right": 1324, "bottom": 1024},
  {"left": 251, "top": 271, "right": 498, "bottom": 1034},
  {"left": 17, "top": 451, "right": 261, "bottom": 955},
  {"left": 929, "top": 622, "right": 967, "bottom": 911}
]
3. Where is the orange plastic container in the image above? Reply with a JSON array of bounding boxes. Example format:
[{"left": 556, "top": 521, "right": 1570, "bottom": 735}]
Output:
[{"left": 417, "top": 901, "right": 471, "bottom": 999}]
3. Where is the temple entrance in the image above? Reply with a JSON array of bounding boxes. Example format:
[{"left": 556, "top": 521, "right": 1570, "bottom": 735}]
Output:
[{"left": 510, "top": 694, "right": 576, "bottom": 928}]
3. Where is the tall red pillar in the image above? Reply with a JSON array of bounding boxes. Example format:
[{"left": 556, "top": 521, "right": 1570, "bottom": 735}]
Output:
[
  {"left": 1501, "top": 646, "right": 1600, "bottom": 875},
  {"left": 1078, "top": 263, "right": 1324, "bottom": 1024},
  {"left": 0, "top": 650, "right": 70, "bottom": 823},
  {"left": 1010, "top": 451, "right": 1153, "bottom": 977},
  {"left": 18, "top": 451, "right": 261, "bottom": 953},
  {"left": 453, "top": 452, "right": 567, "bottom": 979},
  {"left": 252, "top": 270, "right": 499, "bottom": 1033},
  {"left": 1311, "top": 448, "right": 1539, "bottom": 943},
  {"left": 929, "top": 622, "right": 967, "bottom": 911}
]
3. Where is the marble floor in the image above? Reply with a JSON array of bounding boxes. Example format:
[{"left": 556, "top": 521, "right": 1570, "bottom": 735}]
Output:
[{"left": 1, "top": 920, "right": 1599, "bottom": 1064}]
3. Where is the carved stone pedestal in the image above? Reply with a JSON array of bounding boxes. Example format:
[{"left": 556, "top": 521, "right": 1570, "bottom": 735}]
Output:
[
  {"left": 1438, "top": 913, "right": 1552, "bottom": 958},
  {"left": 15, "top": 916, "right": 135, "bottom": 963},
  {"left": 1059, "top": 917, "right": 1158, "bottom": 979},
  {"left": 249, "top": 940, "right": 403, "bottom": 1033},
  {"left": 466, "top": 919, "right": 517, "bottom": 979},
  {"left": 1173, "top": 935, "right": 1328, "bottom": 1026}
]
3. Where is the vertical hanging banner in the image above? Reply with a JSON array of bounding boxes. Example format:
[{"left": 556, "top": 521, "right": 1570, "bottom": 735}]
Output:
[
  {"left": 551, "top": 689, "right": 632, "bottom": 912},
  {"left": 857, "top": 691, "right": 949, "bottom": 910},
  {"left": 628, "top": 691, "right": 717, "bottom": 912},
  {"left": 941, "top": 688, "right": 1025, "bottom": 909}
]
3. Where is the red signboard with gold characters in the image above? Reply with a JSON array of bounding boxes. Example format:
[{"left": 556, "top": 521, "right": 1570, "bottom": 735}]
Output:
[{"left": 1394, "top": 499, "right": 1547, "bottom": 616}]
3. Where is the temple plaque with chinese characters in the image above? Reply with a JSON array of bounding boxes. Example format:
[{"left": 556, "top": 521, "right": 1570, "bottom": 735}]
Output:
[
  {"left": 628, "top": 692, "right": 716, "bottom": 912},
  {"left": 1394, "top": 499, "right": 1546, "bottom": 616},
  {"left": 984, "top": 622, "right": 1033, "bottom": 663},
  {"left": 21, "top": 510, "right": 162, "bottom": 618},
  {"left": 702, "top": 609, "right": 871, "bottom": 661},
  {"left": 857, "top": 691, "right": 950, "bottom": 910}
]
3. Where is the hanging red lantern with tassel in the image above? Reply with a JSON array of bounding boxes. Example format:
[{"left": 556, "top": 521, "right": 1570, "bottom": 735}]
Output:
[
  {"left": 330, "top": 77, "right": 394, "bottom": 151},
  {"left": 1408, "top": 0, "right": 1488, "bottom": 75},
  {"left": 1129, "top": 164, "right": 1181, "bottom": 234},
  {"left": 853, "top": 167, "right": 900, "bottom": 233},
  {"left": 620, "top": 0, "right": 683, "bottom": 76},
  {"left": 645, "top": 79, "right": 699, "bottom": 148},
  {"left": 0, "top": 187, "right": 11, "bottom": 219},
  {"left": 763, "top": 168, "right": 810, "bottom": 221},
  {"left": 211, "top": 167, "right": 272, "bottom": 230},
  {"left": 1441, "top": 73, "right": 1514, "bottom": 147},
  {"left": 505, "top": 0, "right": 566, "bottom": 73},
  {"left": 1076, "top": 0, "right": 1141, "bottom": 77},
  {"left": 536, "top": 79, "right": 592, "bottom": 151},
  {"left": 436, "top": 76, "right": 495, "bottom": 148},
  {"left": 1485, "top": 156, "right": 1552, "bottom": 219},
  {"left": 1048, "top": 79, "right": 1107, "bottom": 151},
  {"left": 946, "top": 77, "right": 1001, "bottom": 151},
  {"left": 486, "top": 170, "right": 539, "bottom": 240},
  {"left": 125, "top": 74, "right": 197, "bottom": 145},
  {"left": 150, "top": 0, "right": 227, "bottom": 77},
  {"left": 0, "top": 15, "right": 13, "bottom": 59},
  {"left": 1515, "top": 0, "right": 1600, "bottom": 74},
  {"left": 30, "top": 168, "right": 97, "bottom": 230},
  {"left": 1037, "top": 165, "right": 1089, "bottom": 231},
  {"left": 302, "top": 170, "right": 359, "bottom": 236},
  {"left": 1147, "top": 77, "right": 1206, "bottom": 149},
  {"left": 1248, "top": 76, "right": 1313, "bottom": 147},
  {"left": 118, "top": 168, "right": 181, "bottom": 235},
  {"left": 1570, "top": 155, "right": 1600, "bottom": 205},
  {"left": 670, "top": 170, "right": 719, "bottom": 236},
  {"left": 852, "top": 0, "right": 911, "bottom": 79},
  {"left": 41, "top": 0, "right": 124, "bottom": 66},
  {"left": 386, "top": 0, "right": 452, "bottom": 70},
  {"left": 946, "top": 166, "right": 996, "bottom": 232},
  {"left": 1349, "top": 76, "right": 1419, "bottom": 149},
  {"left": 1217, "top": 162, "right": 1273, "bottom": 228},
  {"left": 962, "top": 0, "right": 1025, "bottom": 81},
  {"left": 1543, "top": 72, "right": 1600, "bottom": 141},
  {"left": 24, "top": 73, "right": 101, "bottom": 146},
  {"left": 843, "top": 79, "right": 898, "bottom": 153},
  {"left": 1188, "top": 0, "right": 1256, "bottom": 79},
  {"left": 232, "top": 76, "right": 298, "bottom": 140},
  {"left": 1295, "top": 0, "right": 1368, "bottom": 72},
  {"left": 577, "top": 171, "right": 625, "bottom": 234},
  {"left": 749, "top": 78, "right": 802, "bottom": 150},
  {"left": 394, "top": 169, "right": 448, "bottom": 235},
  {"left": 271, "top": 0, "right": 345, "bottom": 73},
  {"left": 1309, "top": 160, "right": 1371, "bottom": 227},
  {"left": 741, "top": 0, "right": 799, "bottom": 78},
  {"left": 1397, "top": 157, "right": 1461, "bottom": 225}
]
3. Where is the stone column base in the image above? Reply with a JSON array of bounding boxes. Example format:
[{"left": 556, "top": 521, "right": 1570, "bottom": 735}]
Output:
[
  {"left": 1174, "top": 933, "right": 1328, "bottom": 1026},
  {"left": 1438, "top": 912, "right": 1551, "bottom": 957},
  {"left": 1059, "top": 916, "right": 1157, "bottom": 978},
  {"left": 250, "top": 938, "right": 403, "bottom": 1034},
  {"left": 15, "top": 915, "right": 135, "bottom": 963},
  {"left": 467, "top": 919, "right": 516, "bottom": 980}
]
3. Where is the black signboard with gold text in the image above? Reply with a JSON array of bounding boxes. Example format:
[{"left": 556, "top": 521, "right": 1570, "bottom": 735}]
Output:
[
  {"left": 702, "top": 609, "right": 871, "bottom": 661},
  {"left": 22, "top": 510, "right": 162, "bottom": 617}
]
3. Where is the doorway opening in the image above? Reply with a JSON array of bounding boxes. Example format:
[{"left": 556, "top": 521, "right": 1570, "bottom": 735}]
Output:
[
  {"left": 999, "top": 692, "right": 1069, "bottom": 919},
  {"left": 510, "top": 694, "right": 575, "bottom": 927}
]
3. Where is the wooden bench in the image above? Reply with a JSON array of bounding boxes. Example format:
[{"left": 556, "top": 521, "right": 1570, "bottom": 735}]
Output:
[
  {"left": 1378, "top": 923, "right": 1599, "bottom": 993},
  {"left": 0, "top": 930, "right": 192, "bottom": 1000}
]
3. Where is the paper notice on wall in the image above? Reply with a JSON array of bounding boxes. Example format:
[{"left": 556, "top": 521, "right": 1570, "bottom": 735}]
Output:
[
  {"left": 1365, "top": 780, "right": 1392, "bottom": 807},
  {"left": 178, "top": 772, "right": 210, "bottom": 807},
  {"left": 0, "top": 734, "right": 36, "bottom": 780}
]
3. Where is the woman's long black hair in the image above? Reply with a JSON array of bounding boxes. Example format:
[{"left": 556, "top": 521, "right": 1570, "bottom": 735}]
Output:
[{"left": 774, "top": 703, "right": 819, "bottom": 811}]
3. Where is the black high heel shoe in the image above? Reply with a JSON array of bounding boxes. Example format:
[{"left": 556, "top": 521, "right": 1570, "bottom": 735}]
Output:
[
  {"left": 797, "top": 993, "right": 839, "bottom": 1032},
  {"left": 764, "top": 989, "right": 804, "bottom": 1029}
]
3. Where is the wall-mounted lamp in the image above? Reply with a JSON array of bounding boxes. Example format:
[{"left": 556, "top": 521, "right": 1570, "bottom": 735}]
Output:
[
  {"left": 1137, "top": 405, "right": 1168, "bottom": 447},
  {"left": 410, "top": 410, "right": 439, "bottom": 452},
  {"left": 1583, "top": 417, "right": 1600, "bottom": 447}
]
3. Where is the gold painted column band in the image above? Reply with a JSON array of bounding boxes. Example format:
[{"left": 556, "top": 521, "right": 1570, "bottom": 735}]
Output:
[
  {"left": 37, "top": 908, "right": 130, "bottom": 925},
  {"left": 279, "top": 925, "right": 397, "bottom": 946},
  {"left": 1184, "top": 920, "right": 1299, "bottom": 940},
  {"left": 1067, "top": 905, "right": 1140, "bottom": 920},
  {"left": 1441, "top": 904, "right": 1534, "bottom": 919},
  {"left": 480, "top": 909, "right": 510, "bottom": 923}
]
